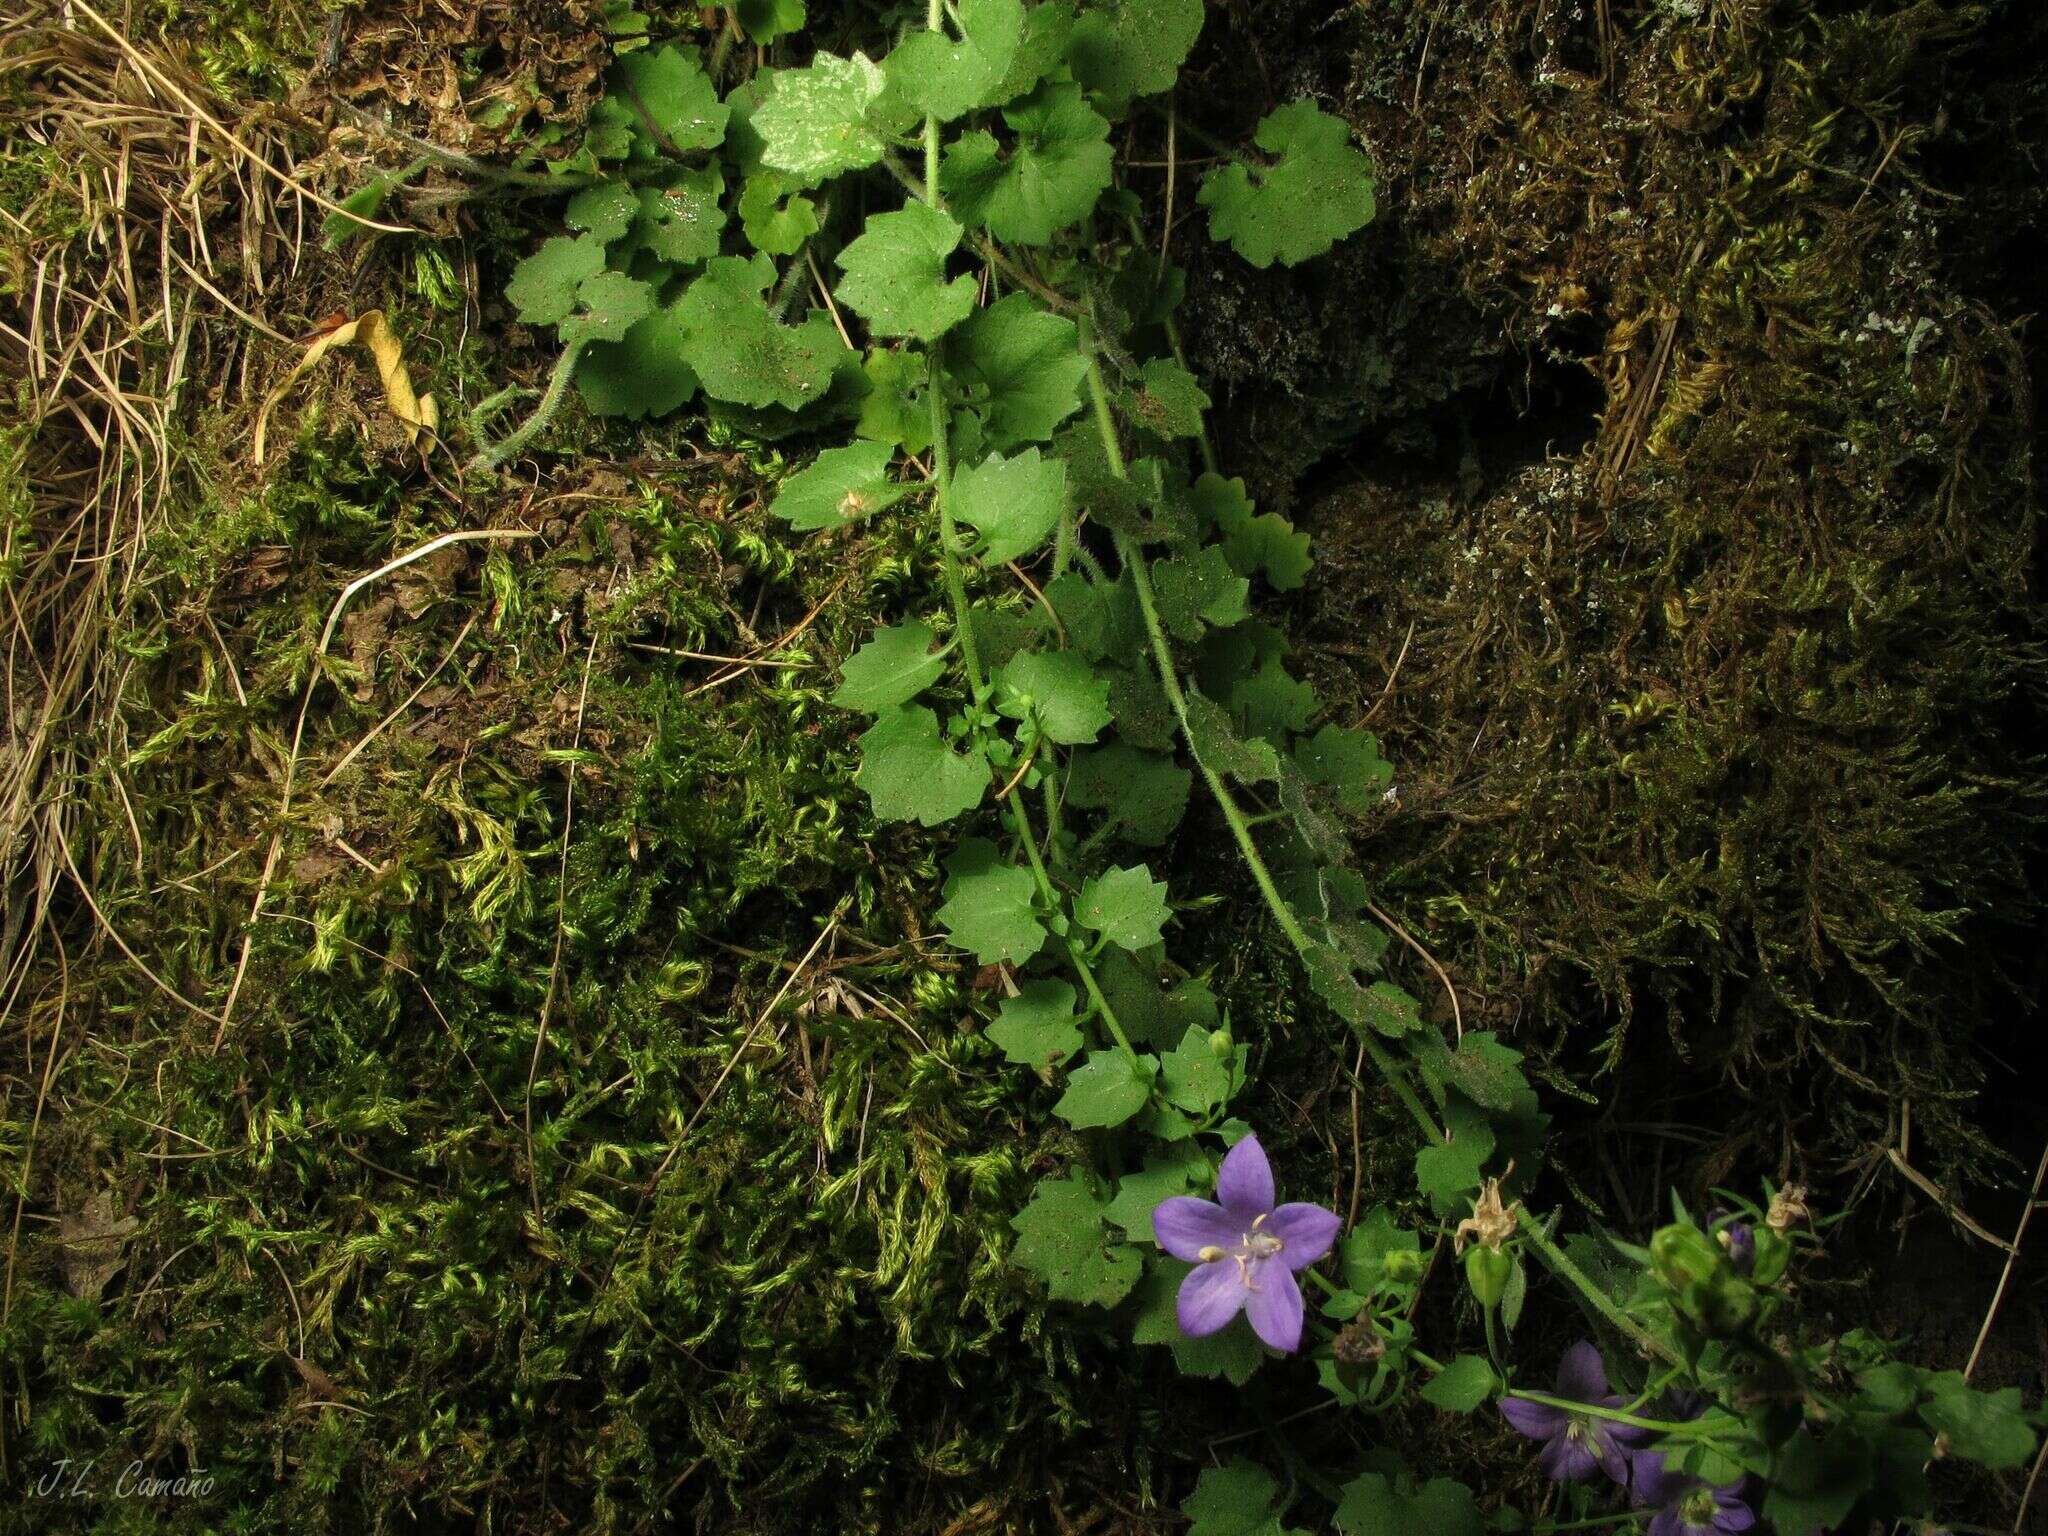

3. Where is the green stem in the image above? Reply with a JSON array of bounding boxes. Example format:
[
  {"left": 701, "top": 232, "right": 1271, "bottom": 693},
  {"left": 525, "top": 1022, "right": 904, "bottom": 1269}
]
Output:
[
  {"left": 1517, "top": 1207, "right": 1681, "bottom": 1366},
  {"left": 469, "top": 341, "right": 585, "bottom": 474},
  {"left": 1077, "top": 334, "right": 1443, "bottom": 1144},
  {"left": 1504, "top": 1391, "right": 1733, "bottom": 1438},
  {"left": 923, "top": 0, "right": 943, "bottom": 200}
]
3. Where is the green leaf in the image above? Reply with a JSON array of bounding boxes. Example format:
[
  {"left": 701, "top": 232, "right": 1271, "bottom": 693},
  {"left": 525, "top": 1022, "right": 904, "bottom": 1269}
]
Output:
[
  {"left": 1359, "top": 981, "right": 1423, "bottom": 1038},
  {"left": 1335, "top": 1473, "right": 1481, "bottom": 1536},
  {"left": 1104, "top": 1156, "right": 1193, "bottom": 1240},
  {"left": 753, "top": 52, "right": 891, "bottom": 185},
  {"left": 1199, "top": 101, "right": 1376, "bottom": 268},
  {"left": 1160, "top": 1025, "right": 1230, "bottom": 1113},
  {"left": 1919, "top": 1374, "right": 2036, "bottom": 1467},
  {"left": 994, "top": 0, "right": 1077, "bottom": 103},
  {"left": 940, "top": 83, "right": 1113, "bottom": 245},
  {"left": 853, "top": 704, "right": 987, "bottom": 826},
  {"left": 1419, "top": 1355, "right": 1500, "bottom": 1413},
  {"left": 987, "top": 979, "right": 1083, "bottom": 1069},
  {"left": 855, "top": 348, "right": 934, "bottom": 453},
  {"left": 577, "top": 305, "right": 699, "bottom": 419},
  {"left": 735, "top": 0, "right": 804, "bottom": 43},
  {"left": 507, "top": 235, "right": 607, "bottom": 326},
  {"left": 834, "top": 202, "right": 979, "bottom": 342},
  {"left": 675, "top": 255, "right": 846, "bottom": 410},
  {"left": 1764, "top": 1431, "right": 1875, "bottom": 1536},
  {"left": 737, "top": 171, "right": 820, "bottom": 256},
  {"left": 948, "top": 294, "right": 1088, "bottom": 449},
  {"left": 1415, "top": 1095, "right": 1495, "bottom": 1215},
  {"left": 951, "top": 447, "right": 1066, "bottom": 565},
  {"left": 565, "top": 180, "right": 639, "bottom": 243},
  {"left": 1130, "top": 358, "right": 1209, "bottom": 439},
  {"left": 1055, "top": 1048, "right": 1158, "bottom": 1129},
  {"left": 1183, "top": 1461, "right": 1282, "bottom": 1536},
  {"left": 1339, "top": 1207, "right": 1420, "bottom": 1293},
  {"left": 1152, "top": 547, "right": 1251, "bottom": 641},
  {"left": 614, "top": 45, "right": 729, "bottom": 154},
  {"left": 771, "top": 441, "right": 909, "bottom": 533},
  {"left": 1097, "top": 948, "right": 1219, "bottom": 1050},
  {"left": 1010, "top": 1171, "right": 1142, "bottom": 1306},
  {"left": 630, "top": 167, "right": 726, "bottom": 265},
  {"left": 556, "top": 270, "right": 655, "bottom": 348},
  {"left": 1231, "top": 656, "right": 1316, "bottom": 741},
  {"left": 1068, "top": 0, "right": 1204, "bottom": 105},
  {"left": 936, "top": 839, "right": 1045, "bottom": 964},
  {"left": 1183, "top": 689, "right": 1281, "bottom": 784},
  {"left": 886, "top": 0, "right": 1024, "bottom": 121},
  {"left": 1432, "top": 1033, "right": 1530, "bottom": 1114},
  {"left": 1075, "top": 865, "right": 1170, "bottom": 952},
  {"left": 995, "top": 650, "right": 1111, "bottom": 745},
  {"left": 1223, "top": 512, "right": 1312, "bottom": 591},
  {"left": 831, "top": 619, "right": 950, "bottom": 711},
  {"left": 1295, "top": 725, "right": 1392, "bottom": 815},
  {"left": 1067, "top": 743, "right": 1191, "bottom": 846}
]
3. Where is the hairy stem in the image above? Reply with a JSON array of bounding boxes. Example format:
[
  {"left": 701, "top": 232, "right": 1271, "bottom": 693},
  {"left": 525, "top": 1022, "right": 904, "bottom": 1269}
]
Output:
[
  {"left": 1517, "top": 1208, "right": 1681, "bottom": 1365},
  {"left": 468, "top": 341, "right": 585, "bottom": 474}
]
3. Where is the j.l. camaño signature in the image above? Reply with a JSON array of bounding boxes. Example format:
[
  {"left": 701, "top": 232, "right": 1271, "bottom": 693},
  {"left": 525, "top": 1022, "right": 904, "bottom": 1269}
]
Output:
[{"left": 30, "top": 1457, "right": 215, "bottom": 1501}]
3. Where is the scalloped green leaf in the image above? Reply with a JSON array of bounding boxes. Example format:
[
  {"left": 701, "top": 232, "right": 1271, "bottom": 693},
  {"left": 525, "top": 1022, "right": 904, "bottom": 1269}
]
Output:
[
  {"left": 886, "top": 0, "right": 1024, "bottom": 121},
  {"left": 576, "top": 304, "right": 699, "bottom": 419},
  {"left": 1011, "top": 1171, "right": 1142, "bottom": 1306},
  {"left": 1199, "top": 101, "right": 1376, "bottom": 269},
  {"left": 987, "top": 979, "right": 1084, "bottom": 1069},
  {"left": 940, "top": 82, "right": 1113, "bottom": 245},
  {"left": 951, "top": 446, "right": 1066, "bottom": 565},
  {"left": 1068, "top": 0, "right": 1204, "bottom": 106},
  {"left": 948, "top": 293, "right": 1088, "bottom": 449},
  {"left": 831, "top": 619, "right": 950, "bottom": 711},
  {"left": 675, "top": 255, "right": 847, "bottom": 410},
  {"left": 753, "top": 52, "right": 891, "bottom": 185},
  {"left": 853, "top": 704, "right": 987, "bottom": 826},
  {"left": 507, "top": 235, "right": 607, "bottom": 326},
  {"left": 995, "top": 649, "right": 1111, "bottom": 745},
  {"left": 1054, "top": 1048, "right": 1158, "bottom": 1129},
  {"left": 1075, "top": 865, "right": 1170, "bottom": 952},
  {"left": 936, "top": 838, "right": 1045, "bottom": 964},
  {"left": 834, "top": 202, "right": 978, "bottom": 341},
  {"left": 770, "top": 441, "right": 909, "bottom": 532}
]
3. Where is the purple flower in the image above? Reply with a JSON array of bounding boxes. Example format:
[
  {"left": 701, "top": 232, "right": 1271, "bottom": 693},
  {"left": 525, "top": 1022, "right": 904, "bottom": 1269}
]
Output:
[
  {"left": 1707, "top": 1208, "right": 1756, "bottom": 1275},
  {"left": 1499, "top": 1342, "right": 1650, "bottom": 1483},
  {"left": 1642, "top": 1479, "right": 1756, "bottom": 1536},
  {"left": 1151, "top": 1134, "right": 1340, "bottom": 1354}
]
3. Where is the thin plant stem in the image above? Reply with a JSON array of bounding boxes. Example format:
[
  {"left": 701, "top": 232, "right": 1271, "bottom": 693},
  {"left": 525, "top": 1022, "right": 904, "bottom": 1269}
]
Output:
[
  {"left": 1517, "top": 1207, "right": 1681, "bottom": 1365},
  {"left": 469, "top": 342, "right": 585, "bottom": 474},
  {"left": 1078, "top": 330, "right": 1443, "bottom": 1144}
]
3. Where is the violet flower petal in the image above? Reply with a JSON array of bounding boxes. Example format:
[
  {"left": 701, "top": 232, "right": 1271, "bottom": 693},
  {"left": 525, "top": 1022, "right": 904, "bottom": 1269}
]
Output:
[
  {"left": 1555, "top": 1340, "right": 1611, "bottom": 1402},
  {"left": 1500, "top": 1397, "right": 1569, "bottom": 1441},
  {"left": 1539, "top": 1433, "right": 1600, "bottom": 1483},
  {"left": 1647, "top": 1511, "right": 1682, "bottom": 1536},
  {"left": 1215, "top": 1134, "right": 1276, "bottom": 1220},
  {"left": 1265, "top": 1203, "right": 1341, "bottom": 1270},
  {"left": 1152, "top": 1196, "right": 1240, "bottom": 1262},
  {"left": 1712, "top": 1488, "right": 1756, "bottom": 1533},
  {"left": 1176, "top": 1258, "right": 1249, "bottom": 1336},
  {"left": 1244, "top": 1263, "right": 1305, "bottom": 1353}
]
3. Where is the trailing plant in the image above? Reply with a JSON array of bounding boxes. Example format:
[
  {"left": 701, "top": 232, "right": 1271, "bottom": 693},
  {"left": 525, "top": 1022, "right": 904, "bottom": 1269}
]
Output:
[{"left": 471, "top": 3, "right": 2040, "bottom": 1529}]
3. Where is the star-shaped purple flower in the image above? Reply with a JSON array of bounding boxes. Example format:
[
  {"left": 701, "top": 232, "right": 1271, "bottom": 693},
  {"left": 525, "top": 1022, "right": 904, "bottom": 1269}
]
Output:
[
  {"left": 1639, "top": 1474, "right": 1756, "bottom": 1536},
  {"left": 1499, "top": 1341, "right": 1650, "bottom": 1483},
  {"left": 1151, "top": 1135, "right": 1340, "bottom": 1354}
]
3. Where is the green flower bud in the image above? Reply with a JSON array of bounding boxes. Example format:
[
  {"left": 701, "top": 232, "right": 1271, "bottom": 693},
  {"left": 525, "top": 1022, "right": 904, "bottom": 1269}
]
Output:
[
  {"left": 1464, "top": 1245, "right": 1512, "bottom": 1310},
  {"left": 1650, "top": 1222, "right": 1724, "bottom": 1293},
  {"left": 1208, "top": 1028, "right": 1234, "bottom": 1061},
  {"left": 1383, "top": 1248, "right": 1424, "bottom": 1283}
]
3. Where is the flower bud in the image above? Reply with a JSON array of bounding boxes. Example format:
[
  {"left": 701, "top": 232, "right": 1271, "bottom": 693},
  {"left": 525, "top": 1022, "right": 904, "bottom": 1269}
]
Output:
[
  {"left": 1208, "top": 1027, "right": 1234, "bottom": 1061},
  {"left": 1383, "top": 1248, "right": 1423, "bottom": 1282},
  {"left": 1650, "top": 1223, "right": 1723, "bottom": 1292},
  {"left": 1464, "top": 1245, "right": 1512, "bottom": 1310}
]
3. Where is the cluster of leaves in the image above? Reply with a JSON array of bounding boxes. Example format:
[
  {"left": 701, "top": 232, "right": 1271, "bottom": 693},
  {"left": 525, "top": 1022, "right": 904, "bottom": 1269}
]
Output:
[{"left": 479, "top": 4, "right": 2038, "bottom": 1532}]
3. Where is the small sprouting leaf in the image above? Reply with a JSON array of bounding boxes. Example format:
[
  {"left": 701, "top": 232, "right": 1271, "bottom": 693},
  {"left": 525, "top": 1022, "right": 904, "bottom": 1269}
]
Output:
[
  {"left": 831, "top": 620, "right": 950, "bottom": 712},
  {"left": 770, "top": 441, "right": 909, "bottom": 532},
  {"left": 507, "top": 235, "right": 607, "bottom": 326},
  {"left": 1152, "top": 547, "right": 1251, "bottom": 640},
  {"left": 1420, "top": 1355, "right": 1500, "bottom": 1414},
  {"left": 1295, "top": 725, "right": 1393, "bottom": 815},
  {"left": 886, "top": 0, "right": 1025, "bottom": 121},
  {"left": 675, "top": 255, "right": 847, "bottom": 410},
  {"left": 737, "top": 171, "right": 820, "bottom": 256},
  {"left": 1104, "top": 1157, "right": 1193, "bottom": 1240},
  {"left": 936, "top": 839, "right": 1046, "bottom": 964},
  {"left": 735, "top": 0, "right": 805, "bottom": 43},
  {"left": 940, "top": 82, "right": 1114, "bottom": 245},
  {"left": 565, "top": 180, "right": 639, "bottom": 243},
  {"left": 834, "top": 202, "right": 979, "bottom": 341},
  {"left": 995, "top": 650, "right": 1111, "bottom": 745},
  {"left": 1131, "top": 358, "right": 1209, "bottom": 439},
  {"left": 577, "top": 305, "right": 699, "bottom": 419},
  {"left": 951, "top": 446, "right": 1066, "bottom": 564},
  {"left": 1068, "top": 0, "right": 1204, "bottom": 106},
  {"left": 754, "top": 51, "right": 891, "bottom": 185},
  {"left": 948, "top": 293, "right": 1088, "bottom": 449},
  {"left": 1054, "top": 1048, "right": 1158, "bottom": 1129},
  {"left": 1076, "top": 865, "right": 1170, "bottom": 952},
  {"left": 1011, "top": 1171, "right": 1142, "bottom": 1306},
  {"left": 1160, "top": 1025, "right": 1230, "bottom": 1114},
  {"left": 631, "top": 167, "right": 726, "bottom": 265},
  {"left": 853, "top": 704, "right": 987, "bottom": 826},
  {"left": 987, "top": 979, "right": 1083, "bottom": 1069},
  {"left": 1067, "top": 743, "right": 1191, "bottom": 846},
  {"left": 1183, "top": 1460, "right": 1282, "bottom": 1536},
  {"left": 1199, "top": 101, "right": 1377, "bottom": 269},
  {"left": 613, "top": 44, "right": 729, "bottom": 154}
]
